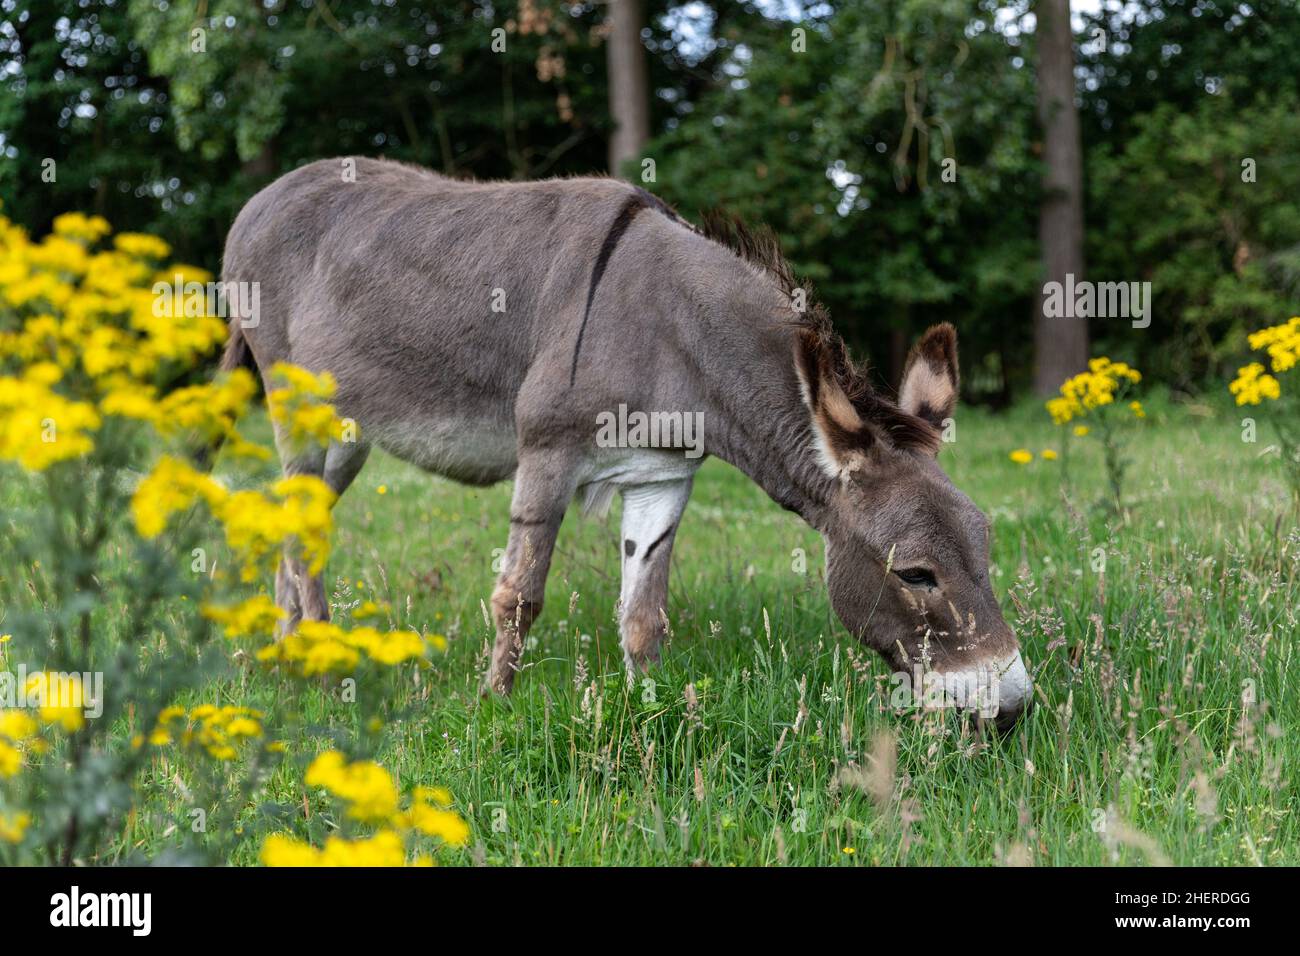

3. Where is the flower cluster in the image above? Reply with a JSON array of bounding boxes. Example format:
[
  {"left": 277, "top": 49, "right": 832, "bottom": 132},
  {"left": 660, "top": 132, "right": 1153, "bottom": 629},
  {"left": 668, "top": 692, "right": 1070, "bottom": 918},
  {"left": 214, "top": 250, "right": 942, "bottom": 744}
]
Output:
[
  {"left": 0, "top": 671, "right": 92, "bottom": 845},
  {"left": 203, "top": 595, "right": 443, "bottom": 676},
  {"left": 143, "top": 704, "right": 270, "bottom": 761},
  {"left": 255, "top": 619, "right": 441, "bottom": 676},
  {"left": 1009, "top": 449, "right": 1059, "bottom": 464},
  {"left": 261, "top": 829, "right": 410, "bottom": 866},
  {"left": 1229, "top": 317, "right": 1298, "bottom": 406},
  {"left": 1046, "top": 358, "right": 1144, "bottom": 425},
  {"left": 202, "top": 594, "right": 285, "bottom": 638},
  {"left": 0, "top": 710, "right": 41, "bottom": 780},
  {"left": 0, "top": 363, "right": 101, "bottom": 469},
  {"left": 100, "top": 369, "right": 266, "bottom": 450},
  {"left": 0, "top": 206, "right": 337, "bottom": 577},
  {"left": 261, "top": 750, "right": 469, "bottom": 867},
  {"left": 15, "top": 672, "right": 89, "bottom": 733},
  {"left": 0, "top": 209, "right": 236, "bottom": 470},
  {"left": 1, "top": 210, "right": 460, "bottom": 864},
  {"left": 1231, "top": 317, "right": 1300, "bottom": 500},
  {"left": 1249, "top": 316, "right": 1300, "bottom": 374},
  {"left": 0, "top": 810, "right": 30, "bottom": 845},
  {"left": 131, "top": 457, "right": 336, "bottom": 581},
  {"left": 267, "top": 362, "right": 354, "bottom": 447},
  {"left": 1229, "top": 362, "right": 1281, "bottom": 406}
]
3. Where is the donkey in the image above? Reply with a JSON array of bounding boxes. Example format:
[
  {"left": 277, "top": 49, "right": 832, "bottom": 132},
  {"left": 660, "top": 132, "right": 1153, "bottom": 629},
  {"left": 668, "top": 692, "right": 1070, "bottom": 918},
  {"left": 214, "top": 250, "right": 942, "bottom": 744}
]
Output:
[{"left": 220, "top": 157, "right": 1032, "bottom": 728}]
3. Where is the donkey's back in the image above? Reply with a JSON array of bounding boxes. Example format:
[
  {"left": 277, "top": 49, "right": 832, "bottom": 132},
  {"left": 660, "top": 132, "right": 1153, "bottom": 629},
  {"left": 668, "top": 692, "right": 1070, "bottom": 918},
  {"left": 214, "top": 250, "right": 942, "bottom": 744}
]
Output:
[{"left": 221, "top": 156, "right": 652, "bottom": 483}]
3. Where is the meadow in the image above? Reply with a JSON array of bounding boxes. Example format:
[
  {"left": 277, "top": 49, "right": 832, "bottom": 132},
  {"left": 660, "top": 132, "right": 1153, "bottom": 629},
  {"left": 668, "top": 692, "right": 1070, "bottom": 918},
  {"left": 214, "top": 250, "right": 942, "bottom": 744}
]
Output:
[{"left": 93, "top": 393, "right": 1297, "bottom": 867}]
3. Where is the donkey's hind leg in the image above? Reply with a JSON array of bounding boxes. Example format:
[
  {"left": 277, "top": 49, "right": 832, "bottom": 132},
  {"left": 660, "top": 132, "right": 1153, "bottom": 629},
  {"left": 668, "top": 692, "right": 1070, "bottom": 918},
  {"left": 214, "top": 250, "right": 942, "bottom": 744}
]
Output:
[
  {"left": 274, "top": 439, "right": 371, "bottom": 636},
  {"left": 617, "top": 478, "right": 693, "bottom": 674}
]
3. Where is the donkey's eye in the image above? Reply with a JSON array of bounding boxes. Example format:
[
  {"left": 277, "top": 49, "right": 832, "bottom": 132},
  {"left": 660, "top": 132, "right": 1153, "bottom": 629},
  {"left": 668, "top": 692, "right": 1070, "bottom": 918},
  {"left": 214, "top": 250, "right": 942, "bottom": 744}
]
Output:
[{"left": 894, "top": 567, "right": 937, "bottom": 589}]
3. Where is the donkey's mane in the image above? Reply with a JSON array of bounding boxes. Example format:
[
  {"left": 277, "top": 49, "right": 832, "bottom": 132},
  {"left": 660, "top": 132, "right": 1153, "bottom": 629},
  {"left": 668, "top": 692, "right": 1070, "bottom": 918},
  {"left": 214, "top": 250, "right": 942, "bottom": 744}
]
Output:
[{"left": 695, "top": 209, "right": 940, "bottom": 454}]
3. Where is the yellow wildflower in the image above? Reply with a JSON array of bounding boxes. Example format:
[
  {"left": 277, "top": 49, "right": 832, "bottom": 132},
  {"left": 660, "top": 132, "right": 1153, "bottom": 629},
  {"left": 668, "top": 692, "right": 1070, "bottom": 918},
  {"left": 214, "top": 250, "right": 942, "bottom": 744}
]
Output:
[
  {"left": 113, "top": 232, "right": 171, "bottom": 260},
  {"left": 351, "top": 600, "right": 389, "bottom": 621},
  {"left": 0, "top": 373, "right": 101, "bottom": 470},
  {"left": 0, "top": 740, "right": 22, "bottom": 777},
  {"left": 1045, "top": 357, "right": 1143, "bottom": 427},
  {"left": 404, "top": 791, "right": 470, "bottom": 846},
  {"left": 1229, "top": 362, "right": 1281, "bottom": 406},
  {"left": 202, "top": 594, "right": 285, "bottom": 638},
  {"left": 150, "top": 704, "right": 267, "bottom": 760},
  {"left": 1246, "top": 316, "right": 1300, "bottom": 374},
  {"left": 255, "top": 618, "right": 432, "bottom": 675},
  {"left": 130, "top": 455, "right": 228, "bottom": 538},
  {"left": 52, "top": 212, "right": 111, "bottom": 243},
  {"left": 23, "top": 672, "right": 86, "bottom": 732},
  {"left": 0, "top": 710, "right": 39, "bottom": 742},
  {"left": 261, "top": 830, "right": 409, "bottom": 867},
  {"left": 0, "top": 811, "right": 31, "bottom": 844},
  {"left": 260, "top": 833, "right": 325, "bottom": 867},
  {"left": 305, "top": 750, "right": 401, "bottom": 824}
]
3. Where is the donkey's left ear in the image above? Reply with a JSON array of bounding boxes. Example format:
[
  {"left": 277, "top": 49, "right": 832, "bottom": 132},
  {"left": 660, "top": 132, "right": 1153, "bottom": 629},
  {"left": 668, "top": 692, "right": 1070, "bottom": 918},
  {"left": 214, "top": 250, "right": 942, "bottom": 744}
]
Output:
[{"left": 899, "top": 323, "right": 959, "bottom": 432}]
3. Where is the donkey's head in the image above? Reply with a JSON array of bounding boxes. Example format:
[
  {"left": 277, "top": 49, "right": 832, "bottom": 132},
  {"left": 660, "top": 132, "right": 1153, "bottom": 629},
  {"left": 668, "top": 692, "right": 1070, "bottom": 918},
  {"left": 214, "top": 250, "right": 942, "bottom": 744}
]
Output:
[{"left": 797, "top": 323, "right": 1030, "bottom": 730}]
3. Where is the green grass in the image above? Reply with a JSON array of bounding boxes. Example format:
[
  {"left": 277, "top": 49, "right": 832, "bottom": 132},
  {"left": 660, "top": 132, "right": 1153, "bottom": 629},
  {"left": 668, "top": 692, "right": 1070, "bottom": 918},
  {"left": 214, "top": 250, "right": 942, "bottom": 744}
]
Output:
[{"left": 105, "top": 396, "right": 1300, "bottom": 864}]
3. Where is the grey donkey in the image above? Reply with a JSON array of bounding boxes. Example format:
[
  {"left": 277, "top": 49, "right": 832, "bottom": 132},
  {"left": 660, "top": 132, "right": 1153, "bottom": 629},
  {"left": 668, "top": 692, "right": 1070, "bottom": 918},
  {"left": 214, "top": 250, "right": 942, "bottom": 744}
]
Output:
[{"left": 220, "top": 157, "right": 1032, "bottom": 729}]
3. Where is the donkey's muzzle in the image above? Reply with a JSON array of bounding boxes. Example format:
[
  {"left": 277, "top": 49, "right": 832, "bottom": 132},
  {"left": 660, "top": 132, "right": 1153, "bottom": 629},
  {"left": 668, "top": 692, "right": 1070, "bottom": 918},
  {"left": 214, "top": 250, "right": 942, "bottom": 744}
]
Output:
[
  {"left": 935, "top": 650, "right": 1032, "bottom": 733},
  {"left": 991, "top": 696, "right": 1031, "bottom": 733}
]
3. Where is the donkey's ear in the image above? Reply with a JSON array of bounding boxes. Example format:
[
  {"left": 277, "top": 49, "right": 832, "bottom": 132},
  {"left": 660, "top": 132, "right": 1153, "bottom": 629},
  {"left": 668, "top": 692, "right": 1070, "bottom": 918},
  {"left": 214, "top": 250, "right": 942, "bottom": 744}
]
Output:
[
  {"left": 794, "top": 329, "right": 875, "bottom": 477},
  {"left": 899, "top": 323, "right": 959, "bottom": 433}
]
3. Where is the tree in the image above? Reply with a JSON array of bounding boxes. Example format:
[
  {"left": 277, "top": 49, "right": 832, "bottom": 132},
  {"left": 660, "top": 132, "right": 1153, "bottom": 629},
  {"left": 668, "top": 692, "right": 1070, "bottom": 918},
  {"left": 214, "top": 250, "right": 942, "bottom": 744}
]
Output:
[
  {"left": 605, "top": 0, "right": 651, "bottom": 177},
  {"left": 646, "top": 0, "right": 1040, "bottom": 396},
  {"left": 1032, "top": 0, "right": 1088, "bottom": 395},
  {"left": 1075, "top": 0, "right": 1300, "bottom": 382},
  {"left": 1088, "top": 92, "right": 1300, "bottom": 387},
  {"left": 1, "top": 1, "right": 702, "bottom": 264}
]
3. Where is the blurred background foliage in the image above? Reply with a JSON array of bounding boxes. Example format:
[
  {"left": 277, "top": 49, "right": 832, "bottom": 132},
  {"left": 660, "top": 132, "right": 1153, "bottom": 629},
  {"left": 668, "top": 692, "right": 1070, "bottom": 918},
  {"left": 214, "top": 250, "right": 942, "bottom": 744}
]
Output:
[{"left": 2, "top": 0, "right": 1297, "bottom": 401}]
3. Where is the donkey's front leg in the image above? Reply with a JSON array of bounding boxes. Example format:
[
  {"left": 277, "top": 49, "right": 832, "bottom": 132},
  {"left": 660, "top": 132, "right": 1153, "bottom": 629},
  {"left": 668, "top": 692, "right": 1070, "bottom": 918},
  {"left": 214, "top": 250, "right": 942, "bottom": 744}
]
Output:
[
  {"left": 618, "top": 478, "right": 693, "bottom": 674},
  {"left": 485, "top": 453, "right": 576, "bottom": 696}
]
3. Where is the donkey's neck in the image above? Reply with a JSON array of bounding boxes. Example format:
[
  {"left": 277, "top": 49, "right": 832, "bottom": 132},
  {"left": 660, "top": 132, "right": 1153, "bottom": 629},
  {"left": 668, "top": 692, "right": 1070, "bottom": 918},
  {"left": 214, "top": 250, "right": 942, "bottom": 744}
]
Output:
[
  {"left": 672, "top": 251, "right": 839, "bottom": 529},
  {"left": 706, "top": 386, "right": 838, "bottom": 530}
]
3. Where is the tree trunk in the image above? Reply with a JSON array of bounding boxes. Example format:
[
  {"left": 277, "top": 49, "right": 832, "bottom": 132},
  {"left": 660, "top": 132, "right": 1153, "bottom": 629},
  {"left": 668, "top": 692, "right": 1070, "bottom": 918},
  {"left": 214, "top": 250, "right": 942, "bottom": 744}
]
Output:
[
  {"left": 606, "top": 0, "right": 650, "bottom": 178},
  {"left": 1032, "top": 0, "right": 1088, "bottom": 396},
  {"left": 887, "top": 314, "right": 909, "bottom": 393}
]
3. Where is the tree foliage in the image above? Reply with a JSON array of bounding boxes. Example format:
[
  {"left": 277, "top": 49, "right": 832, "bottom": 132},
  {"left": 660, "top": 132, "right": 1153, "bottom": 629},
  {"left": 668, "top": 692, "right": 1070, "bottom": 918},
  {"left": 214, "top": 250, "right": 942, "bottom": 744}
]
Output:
[{"left": 1, "top": 0, "right": 1296, "bottom": 394}]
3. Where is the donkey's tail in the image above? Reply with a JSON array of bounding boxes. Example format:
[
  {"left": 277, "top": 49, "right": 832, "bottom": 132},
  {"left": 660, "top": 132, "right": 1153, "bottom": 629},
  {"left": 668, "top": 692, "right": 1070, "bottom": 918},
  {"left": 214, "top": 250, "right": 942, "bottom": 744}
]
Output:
[
  {"left": 191, "top": 321, "right": 261, "bottom": 471},
  {"left": 219, "top": 320, "right": 258, "bottom": 376}
]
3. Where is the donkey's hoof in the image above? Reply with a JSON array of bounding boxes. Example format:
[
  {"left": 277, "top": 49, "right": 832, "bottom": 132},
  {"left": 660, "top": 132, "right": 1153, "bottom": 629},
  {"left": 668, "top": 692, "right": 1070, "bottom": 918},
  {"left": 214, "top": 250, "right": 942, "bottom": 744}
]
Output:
[{"left": 481, "top": 671, "right": 515, "bottom": 699}]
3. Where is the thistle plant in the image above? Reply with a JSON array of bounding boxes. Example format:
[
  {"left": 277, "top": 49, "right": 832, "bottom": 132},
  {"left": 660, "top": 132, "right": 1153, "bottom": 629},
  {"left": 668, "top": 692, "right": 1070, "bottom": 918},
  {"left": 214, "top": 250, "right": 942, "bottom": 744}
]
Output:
[
  {"left": 1045, "top": 357, "right": 1145, "bottom": 513},
  {"left": 1229, "top": 316, "right": 1300, "bottom": 504}
]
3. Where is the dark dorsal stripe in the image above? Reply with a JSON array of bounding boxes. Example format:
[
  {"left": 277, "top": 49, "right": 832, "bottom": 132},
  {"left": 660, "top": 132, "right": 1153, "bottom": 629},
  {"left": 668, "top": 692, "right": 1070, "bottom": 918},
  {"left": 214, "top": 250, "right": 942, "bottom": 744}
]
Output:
[{"left": 569, "top": 192, "right": 657, "bottom": 387}]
